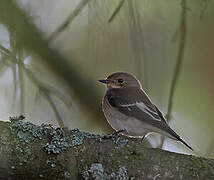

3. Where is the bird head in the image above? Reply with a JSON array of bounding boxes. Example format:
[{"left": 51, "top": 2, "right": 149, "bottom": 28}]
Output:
[{"left": 99, "top": 72, "right": 142, "bottom": 89}]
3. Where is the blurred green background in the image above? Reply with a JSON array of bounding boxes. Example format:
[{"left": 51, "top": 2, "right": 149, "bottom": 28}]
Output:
[{"left": 0, "top": 0, "right": 213, "bottom": 157}]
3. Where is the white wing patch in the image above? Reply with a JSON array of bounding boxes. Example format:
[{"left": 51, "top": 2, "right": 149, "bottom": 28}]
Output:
[
  {"left": 136, "top": 102, "right": 161, "bottom": 121},
  {"left": 120, "top": 103, "right": 136, "bottom": 107},
  {"left": 136, "top": 103, "right": 158, "bottom": 115},
  {"left": 120, "top": 102, "right": 161, "bottom": 121}
]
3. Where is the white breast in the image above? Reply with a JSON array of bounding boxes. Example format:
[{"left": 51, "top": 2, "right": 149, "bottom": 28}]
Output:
[{"left": 102, "top": 95, "right": 152, "bottom": 138}]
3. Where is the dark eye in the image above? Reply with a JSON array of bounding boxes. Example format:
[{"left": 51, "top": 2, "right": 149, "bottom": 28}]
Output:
[{"left": 117, "top": 79, "right": 124, "bottom": 83}]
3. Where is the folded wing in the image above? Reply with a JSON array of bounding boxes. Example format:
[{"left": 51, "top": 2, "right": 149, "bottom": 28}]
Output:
[{"left": 106, "top": 88, "right": 193, "bottom": 151}]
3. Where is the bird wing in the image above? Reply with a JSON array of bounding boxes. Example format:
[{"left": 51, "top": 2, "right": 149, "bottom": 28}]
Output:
[
  {"left": 106, "top": 88, "right": 167, "bottom": 125},
  {"left": 106, "top": 88, "right": 193, "bottom": 151}
]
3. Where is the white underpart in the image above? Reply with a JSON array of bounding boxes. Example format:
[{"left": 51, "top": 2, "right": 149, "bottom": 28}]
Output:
[{"left": 103, "top": 96, "right": 174, "bottom": 138}]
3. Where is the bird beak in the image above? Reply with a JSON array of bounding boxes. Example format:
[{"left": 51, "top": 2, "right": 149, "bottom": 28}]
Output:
[{"left": 98, "top": 79, "right": 110, "bottom": 84}]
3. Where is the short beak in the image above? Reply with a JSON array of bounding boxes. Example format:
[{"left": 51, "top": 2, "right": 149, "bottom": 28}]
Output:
[{"left": 98, "top": 79, "right": 110, "bottom": 84}]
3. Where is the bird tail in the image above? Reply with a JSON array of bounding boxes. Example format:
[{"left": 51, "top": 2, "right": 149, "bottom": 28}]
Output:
[
  {"left": 165, "top": 126, "right": 193, "bottom": 151},
  {"left": 176, "top": 136, "right": 193, "bottom": 151}
]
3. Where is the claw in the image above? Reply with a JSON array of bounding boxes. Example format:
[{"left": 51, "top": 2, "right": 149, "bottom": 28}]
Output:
[{"left": 112, "top": 129, "right": 125, "bottom": 136}]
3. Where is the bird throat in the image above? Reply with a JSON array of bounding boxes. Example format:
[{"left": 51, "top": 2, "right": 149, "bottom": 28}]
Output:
[{"left": 107, "top": 84, "right": 121, "bottom": 89}]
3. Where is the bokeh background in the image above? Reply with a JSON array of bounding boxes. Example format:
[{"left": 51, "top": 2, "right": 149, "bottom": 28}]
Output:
[{"left": 0, "top": 0, "right": 214, "bottom": 157}]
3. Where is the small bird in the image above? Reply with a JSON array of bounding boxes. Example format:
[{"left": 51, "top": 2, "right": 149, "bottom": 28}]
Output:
[{"left": 99, "top": 72, "right": 193, "bottom": 151}]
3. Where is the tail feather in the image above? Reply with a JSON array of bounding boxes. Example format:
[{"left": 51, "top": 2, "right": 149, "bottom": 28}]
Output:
[
  {"left": 164, "top": 125, "right": 193, "bottom": 151},
  {"left": 177, "top": 137, "right": 193, "bottom": 151},
  {"left": 153, "top": 106, "right": 193, "bottom": 151}
]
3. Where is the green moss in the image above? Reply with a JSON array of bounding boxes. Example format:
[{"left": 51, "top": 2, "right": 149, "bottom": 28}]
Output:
[
  {"left": 9, "top": 120, "right": 71, "bottom": 155},
  {"left": 46, "top": 159, "right": 56, "bottom": 168},
  {"left": 70, "top": 128, "right": 129, "bottom": 148},
  {"left": 44, "top": 128, "right": 70, "bottom": 154},
  {"left": 4, "top": 119, "right": 214, "bottom": 179},
  {"left": 9, "top": 121, "right": 48, "bottom": 143},
  {"left": 82, "top": 163, "right": 131, "bottom": 180},
  {"left": 64, "top": 170, "right": 71, "bottom": 179},
  {"left": 70, "top": 129, "right": 86, "bottom": 146},
  {"left": 14, "top": 144, "right": 32, "bottom": 163},
  {"left": 9, "top": 119, "right": 129, "bottom": 157},
  {"left": 114, "top": 137, "right": 129, "bottom": 148}
]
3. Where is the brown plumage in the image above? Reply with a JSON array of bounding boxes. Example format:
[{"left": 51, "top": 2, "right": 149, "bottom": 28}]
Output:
[{"left": 99, "top": 72, "right": 193, "bottom": 151}]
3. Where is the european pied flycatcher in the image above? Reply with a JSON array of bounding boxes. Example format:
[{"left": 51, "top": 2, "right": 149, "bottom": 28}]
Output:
[{"left": 99, "top": 72, "right": 193, "bottom": 151}]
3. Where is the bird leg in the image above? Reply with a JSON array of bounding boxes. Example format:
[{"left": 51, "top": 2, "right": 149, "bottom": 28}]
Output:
[
  {"left": 102, "top": 129, "right": 125, "bottom": 140},
  {"left": 141, "top": 135, "right": 145, "bottom": 143},
  {"left": 107, "top": 129, "right": 125, "bottom": 137},
  {"left": 112, "top": 129, "right": 125, "bottom": 136}
]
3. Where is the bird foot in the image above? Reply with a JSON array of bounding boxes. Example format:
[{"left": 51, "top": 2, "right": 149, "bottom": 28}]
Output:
[
  {"left": 111, "top": 129, "right": 125, "bottom": 136},
  {"left": 104, "top": 129, "right": 125, "bottom": 139}
]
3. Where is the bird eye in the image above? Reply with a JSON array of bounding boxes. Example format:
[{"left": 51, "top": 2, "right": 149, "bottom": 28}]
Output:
[{"left": 117, "top": 79, "right": 124, "bottom": 83}]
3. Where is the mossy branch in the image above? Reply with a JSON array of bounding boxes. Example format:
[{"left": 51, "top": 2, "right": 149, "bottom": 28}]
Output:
[{"left": 0, "top": 119, "right": 213, "bottom": 179}]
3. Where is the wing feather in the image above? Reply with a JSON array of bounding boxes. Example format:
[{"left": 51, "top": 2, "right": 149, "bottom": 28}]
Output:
[
  {"left": 106, "top": 88, "right": 165, "bottom": 124},
  {"left": 106, "top": 88, "right": 193, "bottom": 151}
]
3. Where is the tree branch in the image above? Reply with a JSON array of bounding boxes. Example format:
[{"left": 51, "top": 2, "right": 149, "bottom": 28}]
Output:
[
  {"left": 160, "top": 0, "right": 187, "bottom": 148},
  {"left": 48, "top": 0, "right": 92, "bottom": 42},
  {"left": 167, "top": 0, "right": 187, "bottom": 122},
  {"left": 108, "top": 0, "right": 125, "bottom": 23},
  {"left": 0, "top": 119, "right": 213, "bottom": 179},
  {"left": 0, "top": 0, "right": 109, "bottom": 130}
]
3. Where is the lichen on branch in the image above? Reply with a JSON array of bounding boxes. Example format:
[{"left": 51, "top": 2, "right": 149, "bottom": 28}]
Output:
[{"left": 0, "top": 119, "right": 213, "bottom": 179}]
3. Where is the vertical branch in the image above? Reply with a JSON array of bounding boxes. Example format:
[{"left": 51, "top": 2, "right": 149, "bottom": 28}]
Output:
[
  {"left": 200, "top": 0, "right": 210, "bottom": 21},
  {"left": 108, "top": 0, "right": 125, "bottom": 23},
  {"left": 160, "top": 0, "right": 187, "bottom": 148},
  {"left": 11, "top": 62, "right": 17, "bottom": 109},
  {"left": 9, "top": 32, "right": 19, "bottom": 111},
  {"left": 0, "top": 43, "right": 65, "bottom": 127},
  {"left": 167, "top": 0, "right": 187, "bottom": 121},
  {"left": 10, "top": 31, "right": 25, "bottom": 114},
  {"left": 18, "top": 51, "right": 25, "bottom": 114},
  {"left": 48, "top": 0, "right": 92, "bottom": 42},
  {"left": 128, "top": 0, "right": 147, "bottom": 87},
  {"left": 41, "top": 92, "right": 64, "bottom": 128}
]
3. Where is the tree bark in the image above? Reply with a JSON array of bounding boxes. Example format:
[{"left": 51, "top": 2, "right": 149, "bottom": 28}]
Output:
[{"left": 0, "top": 120, "right": 213, "bottom": 180}]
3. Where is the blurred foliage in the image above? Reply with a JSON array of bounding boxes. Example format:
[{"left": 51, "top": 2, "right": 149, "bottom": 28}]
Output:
[{"left": 0, "top": 0, "right": 214, "bottom": 158}]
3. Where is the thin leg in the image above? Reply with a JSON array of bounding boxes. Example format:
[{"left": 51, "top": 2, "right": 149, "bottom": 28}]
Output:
[
  {"left": 103, "top": 129, "right": 125, "bottom": 140},
  {"left": 141, "top": 135, "right": 145, "bottom": 143},
  {"left": 107, "top": 129, "right": 125, "bottom": 137},
  {"left": 112, "top": 129, "right": 125, "bottom": 136}
]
